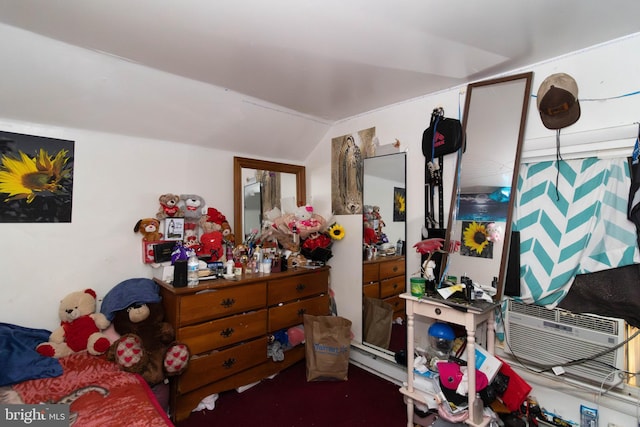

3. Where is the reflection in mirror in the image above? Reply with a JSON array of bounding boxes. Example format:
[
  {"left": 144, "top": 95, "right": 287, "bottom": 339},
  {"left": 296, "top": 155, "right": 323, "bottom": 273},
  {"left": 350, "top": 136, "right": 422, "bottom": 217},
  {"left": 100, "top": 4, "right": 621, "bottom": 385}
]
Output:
[
  {"left": 233, "top": 157, "right": 306, "bottom": 245},
  {"left": 362, "top": 152, "right": 406, "bottom": 355},
  {"left": 444, "top": 72, "right": 533, "bottom": 301},
  {"left": 243, "top": 181, "right": 262, "bottom": 238}
]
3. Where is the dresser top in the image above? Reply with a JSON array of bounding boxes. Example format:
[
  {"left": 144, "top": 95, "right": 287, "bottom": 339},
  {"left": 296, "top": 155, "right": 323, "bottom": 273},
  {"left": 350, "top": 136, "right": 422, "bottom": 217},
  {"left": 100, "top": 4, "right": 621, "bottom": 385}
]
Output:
[{"left": 155, "top": 265, "right": 330, "bottom": 295}]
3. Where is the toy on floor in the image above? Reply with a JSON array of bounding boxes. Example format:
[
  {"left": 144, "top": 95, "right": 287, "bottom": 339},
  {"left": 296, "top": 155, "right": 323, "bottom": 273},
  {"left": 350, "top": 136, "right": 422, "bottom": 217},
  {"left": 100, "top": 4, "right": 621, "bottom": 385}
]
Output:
[
  {"left": 100, "top": 278, "right": 190, "bottom": 386},
  {"left": 36, "top": 289, "right": 111, "bottom": 358}
]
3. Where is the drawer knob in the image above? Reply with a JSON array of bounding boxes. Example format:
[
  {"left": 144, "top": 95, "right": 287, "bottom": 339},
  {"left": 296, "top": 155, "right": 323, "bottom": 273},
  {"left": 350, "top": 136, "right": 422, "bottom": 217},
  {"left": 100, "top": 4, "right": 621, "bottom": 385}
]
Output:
[
  {"left": 393, "top": 283, "right": 398, "bottom": 289},
  {"left": 220, "top": 327, "right": 235, "bottom": 338},
  {"left": 296, "top": 283, "right": 306, "bottom": 292},
  {"left": 297, "top": 308, "right": 307, "bottom": 317},
  {"left": 221, "top": 298, "right": 236, "bottom": 308},
  {"left": 393, "top": 266, "right": 398, "bottom": 272},
  {"left": 222, "top": 358, "right": 236, "bottom": 369},
  {"left": 435, "top": 308, "right": 441, "bottom": 315}
]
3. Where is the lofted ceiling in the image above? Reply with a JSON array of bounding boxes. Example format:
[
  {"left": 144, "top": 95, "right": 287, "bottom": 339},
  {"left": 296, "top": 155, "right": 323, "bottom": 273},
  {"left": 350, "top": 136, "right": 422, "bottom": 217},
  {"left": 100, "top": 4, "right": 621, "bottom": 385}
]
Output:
[{"left": 1, "top": 1, "right": 639, "bottom": 161}]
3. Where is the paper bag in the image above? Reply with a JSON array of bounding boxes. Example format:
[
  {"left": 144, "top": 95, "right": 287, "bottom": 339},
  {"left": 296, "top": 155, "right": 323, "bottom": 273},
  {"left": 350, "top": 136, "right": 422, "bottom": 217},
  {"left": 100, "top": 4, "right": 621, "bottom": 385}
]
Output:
[
  {"left": 303, "top": 314, "right": 352, "bottom": 381},
  {"left": 363, "top": 297, "right": 393, "bottom": 349}
]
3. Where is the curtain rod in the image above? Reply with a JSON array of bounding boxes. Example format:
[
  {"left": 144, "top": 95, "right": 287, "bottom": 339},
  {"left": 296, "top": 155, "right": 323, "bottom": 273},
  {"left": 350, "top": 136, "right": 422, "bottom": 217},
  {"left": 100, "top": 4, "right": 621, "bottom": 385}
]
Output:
[{"left": 521, "top": 123, "right": 638, "bottom": 162}]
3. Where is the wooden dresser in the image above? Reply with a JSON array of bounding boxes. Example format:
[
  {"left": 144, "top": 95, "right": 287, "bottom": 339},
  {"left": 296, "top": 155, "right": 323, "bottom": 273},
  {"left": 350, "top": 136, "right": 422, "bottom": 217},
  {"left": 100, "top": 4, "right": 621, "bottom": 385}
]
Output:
[
  {"left": 155, "top": 266, "right": 330, "bottom": 422},
  {"left": 363, "top": 256, "right": 406, "bottom": 320}
]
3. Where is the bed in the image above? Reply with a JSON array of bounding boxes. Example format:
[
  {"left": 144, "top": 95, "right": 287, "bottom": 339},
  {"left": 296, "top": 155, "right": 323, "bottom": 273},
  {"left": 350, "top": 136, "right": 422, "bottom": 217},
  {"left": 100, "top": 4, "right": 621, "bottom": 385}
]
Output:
[{"left": 0, "top": 323, "right": 173, "bottom": 427}]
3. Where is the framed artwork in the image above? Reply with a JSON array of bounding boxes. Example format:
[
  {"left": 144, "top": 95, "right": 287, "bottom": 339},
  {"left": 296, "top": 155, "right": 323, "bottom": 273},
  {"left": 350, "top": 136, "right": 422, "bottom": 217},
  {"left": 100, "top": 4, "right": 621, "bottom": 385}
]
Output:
[
  {"left": 393, "top": 187, "right": 406, "bottom": 222},
  {"left": 460, "top": 220, "right": 493, "bottom": 259},
  {"left": 164, "top": 217, "right": 185, "bottom": 240},
  {"left": 0, "top": 131, "right": 74, "bottom": 223},
  {"left": 330, "top": 127, "right": 376, "bottom": 215}
]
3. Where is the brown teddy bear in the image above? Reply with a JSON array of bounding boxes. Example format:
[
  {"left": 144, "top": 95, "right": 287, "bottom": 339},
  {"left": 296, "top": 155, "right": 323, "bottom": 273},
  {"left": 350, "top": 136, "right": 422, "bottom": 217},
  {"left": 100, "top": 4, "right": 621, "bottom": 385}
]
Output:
[
  {"left": 134, "top": 218, "right": 163, "bottom": 242},
  {"left": 36, "top": 289, "right": 111, "bottom": 358},
  {"left": 100, "top": 278, "right": 189, "bottom": 386},
  {"left": 156, "top": 193, "right": 184, "bottom": 220}
]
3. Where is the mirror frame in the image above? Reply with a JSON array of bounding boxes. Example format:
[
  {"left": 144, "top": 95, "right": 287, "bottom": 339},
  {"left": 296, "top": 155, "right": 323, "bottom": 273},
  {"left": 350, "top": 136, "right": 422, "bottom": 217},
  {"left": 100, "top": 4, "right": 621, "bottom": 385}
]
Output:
[
  {"left": 233, "top": 156, "right": 306, "bottom": 244},
  {"left": 444, "top": 72, "right": 533, "bottom": 301}
]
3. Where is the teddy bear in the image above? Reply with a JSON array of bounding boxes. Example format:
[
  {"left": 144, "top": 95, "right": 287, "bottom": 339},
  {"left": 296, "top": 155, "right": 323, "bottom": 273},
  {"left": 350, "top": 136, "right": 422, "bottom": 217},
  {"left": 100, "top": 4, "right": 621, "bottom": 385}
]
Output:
[
  {"left": 183, "top": 222, "right": 201, "bottom": 253},
  {"left": 134, "top": 218, "right": 163, "bottom": 242},
  {"left": 156, "top": 193, "right": 184, "bottom": 220},
  {"left": 180, "top": 194, "right": 206, "bottom": 226},
  {"left": 36, "top": 289, "right": 111, "bottom": 358},
  {"left": 198, "top": 207, "right": 225, "bottom": 259},
  {"left": 100, "top": 278, "right": 190, "bottom": 386}
]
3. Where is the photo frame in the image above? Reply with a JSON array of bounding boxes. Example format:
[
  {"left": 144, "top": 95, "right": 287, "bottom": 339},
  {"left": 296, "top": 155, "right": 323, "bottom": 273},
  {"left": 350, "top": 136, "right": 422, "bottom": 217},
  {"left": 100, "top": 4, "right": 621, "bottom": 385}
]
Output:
[
  {"left": 0, "top": 130, "right": 75, "bottom": 223},
  {"left": 393, "top": 187, "right": 406, "bottom": 222},
  {"left": 164, "top": 217, "right": 185, "bottom": 241}
]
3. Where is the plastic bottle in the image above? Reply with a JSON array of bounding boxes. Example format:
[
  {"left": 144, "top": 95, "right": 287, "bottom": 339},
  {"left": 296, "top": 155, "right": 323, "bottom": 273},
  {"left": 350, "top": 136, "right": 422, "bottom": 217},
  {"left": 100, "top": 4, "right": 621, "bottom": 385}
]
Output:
[
  {"left": 187, "top": 251, "right": 200, "bottom": 287},
  {"left": 472, "top": 393, "right": 484, "bottom": 424}
]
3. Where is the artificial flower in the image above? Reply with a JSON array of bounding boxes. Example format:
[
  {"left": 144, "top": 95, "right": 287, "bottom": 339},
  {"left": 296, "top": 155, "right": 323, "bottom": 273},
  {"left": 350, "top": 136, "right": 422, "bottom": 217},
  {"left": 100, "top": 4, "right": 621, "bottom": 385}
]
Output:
[{"left": 328, "top": 223, "right": 345, "bottom": 240}]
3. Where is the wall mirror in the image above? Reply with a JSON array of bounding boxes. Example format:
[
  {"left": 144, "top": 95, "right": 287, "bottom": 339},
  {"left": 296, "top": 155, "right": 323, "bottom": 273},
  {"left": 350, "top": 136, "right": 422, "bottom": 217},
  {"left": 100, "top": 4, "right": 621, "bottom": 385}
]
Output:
[
  {"left": 233, "top": 157, "right": 306, "bottom": 244},
  {"left": 444, "top": 72, "right": 533, "bottom": 301},
  {"left": 362, "top": 152, "right": 406, "bottom": 355}
]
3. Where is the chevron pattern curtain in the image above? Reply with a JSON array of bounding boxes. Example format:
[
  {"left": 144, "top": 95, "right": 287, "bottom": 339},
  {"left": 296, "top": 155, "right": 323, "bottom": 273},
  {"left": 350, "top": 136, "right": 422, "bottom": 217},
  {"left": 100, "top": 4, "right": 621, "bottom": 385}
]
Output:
[{"left": 514, "top": 157, "right": 640, "bottom": 307}]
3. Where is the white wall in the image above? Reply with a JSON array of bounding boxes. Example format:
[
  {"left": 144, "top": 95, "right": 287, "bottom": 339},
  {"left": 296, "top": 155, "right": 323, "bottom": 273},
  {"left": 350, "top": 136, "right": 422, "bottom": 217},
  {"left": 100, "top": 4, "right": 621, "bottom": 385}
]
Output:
[
  {"left": 310, "top": 33, "right": 640, "bottom": 424},
  {"left": 0, "top": 119, "right": 241, "bottom": 329}
]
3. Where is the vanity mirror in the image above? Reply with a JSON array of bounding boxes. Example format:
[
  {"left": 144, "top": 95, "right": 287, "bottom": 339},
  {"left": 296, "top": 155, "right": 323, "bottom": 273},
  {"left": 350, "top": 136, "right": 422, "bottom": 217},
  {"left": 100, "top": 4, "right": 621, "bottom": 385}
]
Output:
[
  {"left": 362, "top": 152, "right": 406, "bottom": 353},
  {"left": 233, "top": 157, "right": 306, "bottom": 244},
  {"left": 443, "top": 72, "right": 533, "bottom": 301}
]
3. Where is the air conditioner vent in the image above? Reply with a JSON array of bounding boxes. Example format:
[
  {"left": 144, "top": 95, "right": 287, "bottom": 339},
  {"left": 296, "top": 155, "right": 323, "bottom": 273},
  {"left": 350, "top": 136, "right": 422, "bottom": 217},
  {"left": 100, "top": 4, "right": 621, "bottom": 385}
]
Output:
[
  {"left": 557, "top": 310, "right": 619, "bottom": 335},
  {"left": 505, "top": 299, "right": 625, "bottom": 388},
  {"left": 509, "top": 300, "right": 555, "bottom": 320}
]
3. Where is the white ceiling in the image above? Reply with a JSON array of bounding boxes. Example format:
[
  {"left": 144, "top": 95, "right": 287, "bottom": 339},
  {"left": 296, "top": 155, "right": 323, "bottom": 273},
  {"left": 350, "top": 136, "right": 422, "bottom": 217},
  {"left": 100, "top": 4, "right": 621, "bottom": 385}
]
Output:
[{"left": 1, "top": 0, "right": 640, "bottom": 161}]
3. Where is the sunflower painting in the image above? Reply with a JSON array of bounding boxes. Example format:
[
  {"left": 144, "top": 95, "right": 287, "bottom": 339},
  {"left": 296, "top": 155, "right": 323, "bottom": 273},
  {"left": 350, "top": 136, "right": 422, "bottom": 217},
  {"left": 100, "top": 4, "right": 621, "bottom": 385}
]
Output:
[
  {"left": 393, "top": 187, "right": 405, "bottom": 222},
  {"left": 0, "top": 131, "right": 74, "bottom": 223},
  {"left": 460, "top": 220, "right": 493, "bottom": 258}
]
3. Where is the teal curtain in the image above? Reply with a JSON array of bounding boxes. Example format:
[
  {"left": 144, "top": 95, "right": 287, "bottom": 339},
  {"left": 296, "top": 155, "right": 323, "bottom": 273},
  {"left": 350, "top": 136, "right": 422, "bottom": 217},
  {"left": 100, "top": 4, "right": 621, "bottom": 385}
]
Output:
[{"left": 514, "top": 157, "right": 639, "bottom": 307}]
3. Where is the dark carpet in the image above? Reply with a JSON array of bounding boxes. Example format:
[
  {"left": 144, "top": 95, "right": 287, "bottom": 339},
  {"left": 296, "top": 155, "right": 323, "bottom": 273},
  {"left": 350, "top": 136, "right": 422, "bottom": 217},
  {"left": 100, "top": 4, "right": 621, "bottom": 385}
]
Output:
[{"left": 176, "top": 360, "right": 408, "bottom": 427}]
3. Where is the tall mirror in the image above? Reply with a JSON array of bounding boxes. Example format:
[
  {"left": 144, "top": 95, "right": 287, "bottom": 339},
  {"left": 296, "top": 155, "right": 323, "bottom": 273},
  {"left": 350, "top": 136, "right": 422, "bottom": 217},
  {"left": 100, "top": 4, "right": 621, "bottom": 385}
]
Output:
[
  {"left": 362, "top": 152, "right": 407, "bottom": 355},
  {"left": 444, "top": 72, "right": 533, "bottom": 301},
  {"left": 233, "top": 157, "right": 306, "bottom": 244}
]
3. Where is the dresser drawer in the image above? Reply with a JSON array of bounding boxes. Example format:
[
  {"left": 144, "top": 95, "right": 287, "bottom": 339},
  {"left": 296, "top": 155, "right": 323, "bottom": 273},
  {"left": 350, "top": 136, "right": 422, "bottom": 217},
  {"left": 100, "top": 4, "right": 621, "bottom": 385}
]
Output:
[
  {"left": 379, "top": 275, "right": 405, "bottom": 298},
  {"left": 383, "top": 294, "right": 405, "bottom": 315},
  {"left": 379, "top": 258, "right": 405, "bottom": 280},
  {"left": 268, "top": 294, "right": 330, "bottom": 332},
  {"left": 363, "top": 282, "right": 379, "bottom": 299},
  {"left": 178, "top": 336, "right": 267, "bottom": 394},
  {"left": 363, "top": 262, "right": 379, "bottom": 284},
  {"left": 177, "top": 283, "right": 267, "bottom": 326},
  {"left": 267, "top": 270, "right": 329, "bottom": 305},
  {"left": 177, "top": 309, "right": 267, "bottom": 355}
]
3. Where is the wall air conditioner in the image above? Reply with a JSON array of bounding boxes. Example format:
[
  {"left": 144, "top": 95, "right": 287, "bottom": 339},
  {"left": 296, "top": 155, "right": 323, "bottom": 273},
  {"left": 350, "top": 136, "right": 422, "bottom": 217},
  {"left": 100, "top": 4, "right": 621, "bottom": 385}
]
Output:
[{"left": 505, "top": 299, "right": 625, "bottom": 388}]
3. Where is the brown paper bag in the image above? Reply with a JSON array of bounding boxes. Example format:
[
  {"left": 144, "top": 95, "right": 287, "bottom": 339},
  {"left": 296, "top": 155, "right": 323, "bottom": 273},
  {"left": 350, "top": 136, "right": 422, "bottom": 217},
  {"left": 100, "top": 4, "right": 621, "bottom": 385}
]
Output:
[
  {"left": 363, "top": 297, "right": 393, "bottom": 349},
  {"left": 303, "top": 314, "right": 352, "bottom": 381}
]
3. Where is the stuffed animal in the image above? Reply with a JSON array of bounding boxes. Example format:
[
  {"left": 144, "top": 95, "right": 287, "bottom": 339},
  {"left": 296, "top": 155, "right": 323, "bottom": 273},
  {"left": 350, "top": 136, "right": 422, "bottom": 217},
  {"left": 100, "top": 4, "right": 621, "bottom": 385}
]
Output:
[
  {"left": 199, "top": 208, "right": 225, "bottom": 259},
  {"left": 180, "top": 194, "right": 206, "bottom": 225},
  {"left": 289, "top": 205, "right": 326, "bottom": 239},
  {"left": 36, "top": 289, "right": 111, "bottom": 358},
  {"left": 101, "top": 278, "right": 190, "bottom": 386},
  {"left": 134, "top": 218, "right": 163, "bottom": 242},
  {"left": 156, "top": 193, "right": 183, "bottom": 220}
]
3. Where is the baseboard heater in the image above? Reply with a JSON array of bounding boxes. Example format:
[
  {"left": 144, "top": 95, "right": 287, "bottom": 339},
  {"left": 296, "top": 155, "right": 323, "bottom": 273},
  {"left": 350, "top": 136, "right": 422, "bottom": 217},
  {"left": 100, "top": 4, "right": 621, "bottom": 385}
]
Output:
[{"left": 505, "top": 299, "right": 625, "bottom": 389}]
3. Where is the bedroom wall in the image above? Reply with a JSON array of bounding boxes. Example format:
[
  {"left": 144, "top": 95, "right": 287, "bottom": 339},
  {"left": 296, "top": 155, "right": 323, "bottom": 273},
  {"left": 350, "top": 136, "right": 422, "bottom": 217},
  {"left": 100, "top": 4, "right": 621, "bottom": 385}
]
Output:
[
  {"left": 0, "top": 119, "right": 246, "bottom": 329},
  {"left": 309, "top": 33, "right": 640, "bottom": 424}
]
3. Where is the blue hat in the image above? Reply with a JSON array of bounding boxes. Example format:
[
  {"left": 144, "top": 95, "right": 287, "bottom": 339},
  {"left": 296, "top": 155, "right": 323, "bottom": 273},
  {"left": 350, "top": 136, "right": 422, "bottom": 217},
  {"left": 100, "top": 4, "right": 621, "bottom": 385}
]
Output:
[
  {"left": 428, "top": 322, "right": 455, "bottom": 341},
  {"left": 100, "top": 278, "right": 161, "bottom": 321}
]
